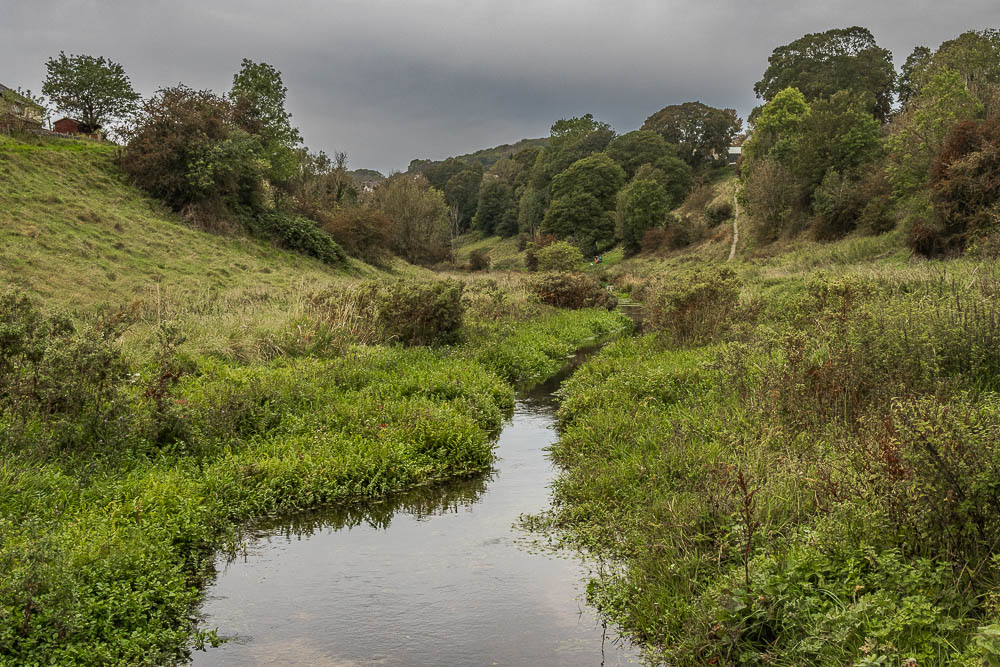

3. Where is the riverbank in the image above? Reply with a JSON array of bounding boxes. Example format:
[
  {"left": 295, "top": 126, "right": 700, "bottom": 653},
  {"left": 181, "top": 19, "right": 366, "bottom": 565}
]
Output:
[
  {"left": 549, "top": 254, "right": 1000, "bottom": 664},
  {"left": 194, "top": 342, "right": 637, "bottom": 665},
  {"left": 0, "top": 286, "right": 628, "bottom": 664}
]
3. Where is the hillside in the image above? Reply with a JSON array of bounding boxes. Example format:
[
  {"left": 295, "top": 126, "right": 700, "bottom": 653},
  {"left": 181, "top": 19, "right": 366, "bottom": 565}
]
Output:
[
  {"left": 407, "top": 136, "right": 548, "bottom": 173},
  {"left": 0, "top": 135, "right": 383, "bottom": 310}
]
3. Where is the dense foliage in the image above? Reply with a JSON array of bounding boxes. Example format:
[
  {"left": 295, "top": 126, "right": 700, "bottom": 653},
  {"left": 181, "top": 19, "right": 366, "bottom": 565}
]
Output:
[{"left": 42, "top": 52, "right": 140, "bottom": 133}]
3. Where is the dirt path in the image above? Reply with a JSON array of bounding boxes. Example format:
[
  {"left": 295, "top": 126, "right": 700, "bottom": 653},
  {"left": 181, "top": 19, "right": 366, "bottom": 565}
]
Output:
[{"left": 728, "top": 192, "right": 739, "bottom": 262}]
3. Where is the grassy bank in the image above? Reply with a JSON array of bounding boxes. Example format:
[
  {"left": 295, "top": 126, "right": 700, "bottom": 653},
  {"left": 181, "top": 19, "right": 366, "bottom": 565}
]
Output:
[
  {"left": 0, "top": 292, "right": 627, "bottom": 665},
  {"left": 549, "top": 254, "right": 1000, "bottom": 665}
]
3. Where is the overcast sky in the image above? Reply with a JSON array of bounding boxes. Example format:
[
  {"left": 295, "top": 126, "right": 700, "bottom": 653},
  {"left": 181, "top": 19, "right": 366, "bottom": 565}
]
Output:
[{"left": 3, "top": 1, "right": 998, "bottom": 173}]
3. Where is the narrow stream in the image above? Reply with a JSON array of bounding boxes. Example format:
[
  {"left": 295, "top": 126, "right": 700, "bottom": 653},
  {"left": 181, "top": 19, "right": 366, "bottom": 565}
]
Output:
[{"left": 193, "top": 347, "right": 639, "bottom": 666}]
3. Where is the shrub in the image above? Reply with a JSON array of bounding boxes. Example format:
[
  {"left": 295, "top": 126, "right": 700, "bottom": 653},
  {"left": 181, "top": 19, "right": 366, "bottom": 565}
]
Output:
[
  {"left": 467, "top": 249, "right": 491, "bottom": 272},
  {"left": 705, "top": 197, "right": 733, "bottom": 224},
  {"left": 528, "top": 272, "right": 617, "bottom": 310},
  {"left": 244, "top": 211, "right": 346, "bottom": 266},
  {"left": 0, "top": 289, "right": 130, "bottom": 452},
  {"left": 640, "top": 214, "right": 689, "bottom": 253},
  {"left": 928, "top": 118, "right": 1000, "bottom": 255},
  {"left": 535, "top": 240, "right": 584, "bottom": 271},
  {"left": 375, "top": 279, "right": 465, "bottom": 346},
  {"left": 812, "top": 169, "right": 894, "bottom": 240},
  {"left": 644, "top": 268, "right": 741, "bottom": 344},
  {"left": 740, "top": 157, "right": 800, "bottom": 244},
  {"left": 319, "top": 206, "right": 392, "bottom": 266}
]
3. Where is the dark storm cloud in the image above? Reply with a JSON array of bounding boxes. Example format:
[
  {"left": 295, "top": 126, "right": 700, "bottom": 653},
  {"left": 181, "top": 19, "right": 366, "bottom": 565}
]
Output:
[{"left": 3, "top": 0, "right": 998, "bottom": 173}]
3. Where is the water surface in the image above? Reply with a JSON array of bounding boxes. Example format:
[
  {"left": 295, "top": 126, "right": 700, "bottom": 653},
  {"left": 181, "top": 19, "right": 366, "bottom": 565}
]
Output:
[{"left": 194, "top": 359, "right": 638, "bottom": 666}]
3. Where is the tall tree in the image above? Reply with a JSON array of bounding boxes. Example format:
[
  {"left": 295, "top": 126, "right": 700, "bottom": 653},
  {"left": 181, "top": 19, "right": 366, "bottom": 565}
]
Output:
[
  {"left": 550, "top": 153, "right": 625, "bottom": 211},
  {"left": 742, "top": 87, "right": 810, "bottom": 165},
  {"left": 753, "top": 27, "right": 895, "bottom": 122},
  {"left": 898, "top": 46, "right": 933, "bottom": 110},
  {"left": 42, "top": 52, "right": 140, "bottom": 132},
  {"left": 444, "top": 166, "right": 484, "bottom": 231},
  {"left": 473, "top": 178, "right": 518, "bottom": 237},
  {"left": 617, "top": 179, "right": 670, "bottom": 256},
  {"left": 641, "top": 102, "right": 741, "bottom": 167},
  {"left": 371, "top": 174, "right": 451, "bottom": 265},
  {"left": 230, "top": 59, "right": 301, "bottom": 186},
  {"left": 604, "top": 130, "right": 677, "bottom": 179}
]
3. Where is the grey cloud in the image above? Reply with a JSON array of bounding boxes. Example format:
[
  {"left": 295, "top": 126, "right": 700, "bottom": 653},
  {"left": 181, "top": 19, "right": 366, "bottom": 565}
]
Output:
[{"left": 2, "top": 0, "right": 998, "bottom": 173}]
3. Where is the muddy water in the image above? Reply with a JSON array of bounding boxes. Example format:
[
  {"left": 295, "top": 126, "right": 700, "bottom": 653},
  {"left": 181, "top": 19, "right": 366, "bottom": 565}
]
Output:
[{"left": 193, "top": 351, "right": 638, "bottom": 666}]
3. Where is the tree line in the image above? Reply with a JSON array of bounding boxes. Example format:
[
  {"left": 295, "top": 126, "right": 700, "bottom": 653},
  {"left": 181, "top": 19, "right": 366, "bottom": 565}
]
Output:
[{"left": 31, "top": 25, "right": 1000, "bottom": 266}]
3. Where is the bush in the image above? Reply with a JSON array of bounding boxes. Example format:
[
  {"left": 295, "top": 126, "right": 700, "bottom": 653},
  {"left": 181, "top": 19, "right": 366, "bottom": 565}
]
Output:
[
  {"left": 640, "top": 214, "right": 689, "bottom": 253},
  {"left": 0, "top": 290, "right": 130, "bottom": 452},
  {"left": 644, "top": 268, "right": 741, "bottom": 344},
  {"left": 319, "top": 206, "right": 392, "bottom": 266},
  {"left": 529, "top": 272, "right": 617, "bottom": 310},
  {"left": 535, "top": 240, "right": 584, "bottom": 271},
  {"left": 244, "top": 211, "right": 346, "bottom": 266},
  {"left": 705, "top": 197, "right": 733, "bottom": 224},
  {"left": 375, "top": 279, "right": 465, "bottom": 346},
  {"left": 927, "top": 118, "right": 1000, "bottom": 255},
  {"left": 467, "top": 249, "right": 491, "bottom": 272},
  {"left": 812, "top": 169, "right": 894, "bottom": 240}
]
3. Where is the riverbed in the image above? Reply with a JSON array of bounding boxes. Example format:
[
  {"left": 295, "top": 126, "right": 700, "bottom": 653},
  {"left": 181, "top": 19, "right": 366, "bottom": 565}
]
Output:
[{"left": 193, "top": 351, "right": 638, "bottom": 666}]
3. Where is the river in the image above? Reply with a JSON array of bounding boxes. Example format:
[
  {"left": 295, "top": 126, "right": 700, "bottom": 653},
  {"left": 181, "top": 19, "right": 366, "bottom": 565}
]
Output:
[{"left": 192, "top": 346, "right": 639, "bottom": 666}]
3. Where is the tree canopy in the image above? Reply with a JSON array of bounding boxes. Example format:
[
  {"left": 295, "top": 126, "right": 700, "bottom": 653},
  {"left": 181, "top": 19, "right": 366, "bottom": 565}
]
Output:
[
  {"left": 753, "top": 26, "right": 895, "bottom": 122},
  {"left": 230, "top": 59, "right": 301, "bottom": 186},
  {"left": 617, "top": 178, "right": 670, "bottom": 256},
  {"left": 42, "top": 52, "right": 140, "bottom": 132},
  {"left": 605, "top": 130, "right": 677, "bottom": 179},
  {"left": 641, "top": 102, "right": 741, "bottom": 167}
]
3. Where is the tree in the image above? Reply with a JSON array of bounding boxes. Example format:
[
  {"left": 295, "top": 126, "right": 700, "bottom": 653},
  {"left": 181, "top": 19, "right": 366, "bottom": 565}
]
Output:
[
  {"left": 230, "top": 59, "right": 302, "bottom": 187},
  {"left": 473, "top": 178, "right": 518, "bottom": 237},
  {"left": 122, "top": 86, "right": 265, "bottom": 213},
  {"left": 638, "top": 156, "right": 694, "bottom": 209},
  {"left": 604, "top": 130, "right": 677, "bottom": 179},
  {"left": 887, "top": 68, "right": 983, "bottom": 198},
  {"left": 899, "top": 46, "right": 933, "bottom": 110},
  {"left": 421, "top": 157, "right": 474, "bottom": 191},
  {"left": 617, "top": 179, "right": 670, "bottom": 256},
  {"left": 371, "top": 175, "right": 451, "bottom": 265},
  {"left": 541, "top": 192, "right": 611, "bottom": 255},
  {"left": 288, "top": 149, "right": 357, "bottom": 216},
  {"left": 753, "top": 27, "right": 895, "bottom": 122},
  {"left": 923, "top": 30, "right": 1000, "bottom": 117},
  {"left": 444, "top": 167, "right": 483, "bottom": 231},
  {"left": 641, "top": 102, "right": 742, "bottom": 167},
  {"left": 42, "top": 52, "right": 140, "bottom": 132},
  {"left": 793, "top": 90, "right": 884, "bottom": 193},
  {"left": 742, "top": 87, "right": 810, "bottom": 165},
  {"left": 320, "top": 205, "right": 393, "bottom": 266},
  {"left": 550, "top": 153, "right": 625, "bottom": 211},
  {"left": 532, "top": 113, "right": 616, "bottom": 187}
]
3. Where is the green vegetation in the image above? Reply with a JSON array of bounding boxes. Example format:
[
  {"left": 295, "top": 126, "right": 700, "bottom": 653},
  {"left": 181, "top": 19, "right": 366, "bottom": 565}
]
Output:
[
  {"left": 0, "top": 133, "right": 629, "bottom": 663},
  {"left": 547, "top": 252, "right": 1000, "bottom": 664}
]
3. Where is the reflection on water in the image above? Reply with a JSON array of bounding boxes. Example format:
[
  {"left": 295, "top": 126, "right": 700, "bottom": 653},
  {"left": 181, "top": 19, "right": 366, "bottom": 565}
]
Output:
[{"left": 193, "top": 346, "right": 639, "bottom": 666}]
